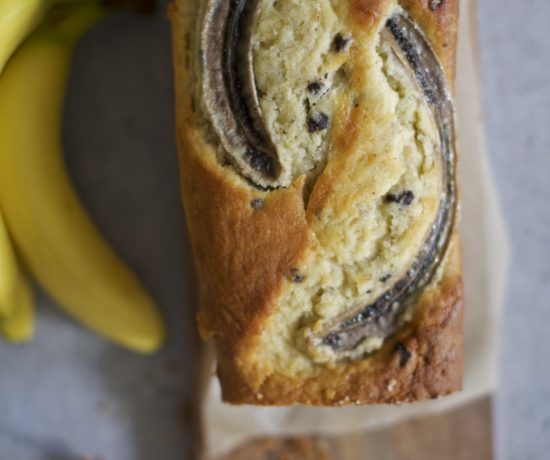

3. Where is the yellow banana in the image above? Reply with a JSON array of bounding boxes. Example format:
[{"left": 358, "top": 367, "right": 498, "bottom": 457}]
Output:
[
  {"left": 0, "top": 0, "right": 57, "bottom": 341},
  {"left": 0, "top": 5, "right": 166, "bottom": 353},
  {"left": 0, "top": 274, "right": 35, "bottom": 343},
  {"left": 0, "top": 212, "right": 35, "bottom": 342}
]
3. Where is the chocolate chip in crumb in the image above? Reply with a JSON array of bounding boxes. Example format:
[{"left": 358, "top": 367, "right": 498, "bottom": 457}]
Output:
[
  {"left": 385, "top": 190, "right": 415, "bottom": 206},
  {"left": 395, "top": 343, "right": 412, "bottom": 367},
  {"left": 385, "top": 193, "right": 398, "bottom": 203},
  {"left": 401, "top": 191, "right": 415, "bottom": 206},
  {"left": 307, "top": 112, "right": 330, "bottom": 133},
  {"left": 380, "top": 274, "right": 392, "bottom": 283},
  {"left": 307, "top": 82, "right": 323, "bottom": 94},
  {"left": 332, "top": 33, "right": 352, "bottom": 53},
  {"left": 250, "top": 198, "right": 264, "bottom": 209},
  {"left": 290, "top": 268, "right": 305, "bottom": 283}
]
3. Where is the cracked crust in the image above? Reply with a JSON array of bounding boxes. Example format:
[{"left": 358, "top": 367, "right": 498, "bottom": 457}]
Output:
[{"left": 169, "top": 0, "right": 462, "bottom": 405}]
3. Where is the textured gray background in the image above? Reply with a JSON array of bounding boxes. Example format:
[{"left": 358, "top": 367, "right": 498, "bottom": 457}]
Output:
[
  {"left": 0, "top": 0, "right": 548, "bottom": 459},
  {"left": 477, "top": 1, "right": 550, "bottom": 460}
]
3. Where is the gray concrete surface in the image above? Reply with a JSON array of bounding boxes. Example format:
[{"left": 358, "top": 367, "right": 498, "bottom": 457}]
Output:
[{"left": 477, "top": 1, "right": 550, "bottom": 459}]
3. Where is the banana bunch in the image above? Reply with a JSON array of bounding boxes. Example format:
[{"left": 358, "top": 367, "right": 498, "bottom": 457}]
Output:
[{"left": 0, "top": 0, "right": 165, "bottom": 353}]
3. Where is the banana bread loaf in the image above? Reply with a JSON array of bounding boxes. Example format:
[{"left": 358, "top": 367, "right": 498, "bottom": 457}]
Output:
[{"left": 169, "top": 0, "right": 463, "bottom": 405}]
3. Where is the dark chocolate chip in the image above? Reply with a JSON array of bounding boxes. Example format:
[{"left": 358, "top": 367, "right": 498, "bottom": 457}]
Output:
[
  {"left": 385, "top": 193, "right": 399, "bottom": 203},
  {"left": 385, "top": 190, "right": 415, "bottom": 206},
  {"left": 250, "top": 198, "right": 264, "bottom": 209},
  {"left": 395, "top": 343, "right": 412, "bottom": 367},
  {"left": 379, "top": 274, "right": 392, "bottom": 283},
  {"left": 307, "top": 82, "right": 323, "bottom": 94},
  {"left": 332, "top": 33, "right": 352, "bottom": 52},
  {"left": 307, "top": 112, "right": 330, "bottom": 133},
  {"left": 290, "top": 268, "right": 305, "bottom": 283},
  {"left": 401, "top": 191, "right": 415, "bottom": 206},
  {"left": 257, "top": 88, "right": 266, "bottom": 98}
]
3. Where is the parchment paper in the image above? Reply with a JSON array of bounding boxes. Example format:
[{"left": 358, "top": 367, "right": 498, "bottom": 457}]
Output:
[{"left": 200, "top": 0, "right": 509, "bottom": 458}]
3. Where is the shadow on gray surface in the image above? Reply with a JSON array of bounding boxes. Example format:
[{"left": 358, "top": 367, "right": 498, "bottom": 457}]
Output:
[
  {"left": 0, "top": 421, "right": 83, "bottom": 460},
  {"left": 62, "top": 6, "right": 195, "bottom": 460}
]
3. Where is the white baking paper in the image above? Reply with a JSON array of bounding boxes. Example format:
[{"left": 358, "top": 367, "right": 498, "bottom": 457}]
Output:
[{"left": 200, "top": 0, "right": 509, "bottom": 457}]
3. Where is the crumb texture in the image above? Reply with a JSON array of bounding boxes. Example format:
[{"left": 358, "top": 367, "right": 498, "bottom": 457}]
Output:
[{"left": 252, "top": 0, "right": 348, "bottom": 185}]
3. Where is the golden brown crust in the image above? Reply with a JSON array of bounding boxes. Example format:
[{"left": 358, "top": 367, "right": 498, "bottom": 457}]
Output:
[{"left": 169, "top": 0, "right": 462, "bottom": 406}]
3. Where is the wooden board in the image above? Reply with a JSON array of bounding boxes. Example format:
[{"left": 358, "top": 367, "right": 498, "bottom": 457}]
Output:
[{"left": 222, "top": 397, "right": 493, "bottom": 460}]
